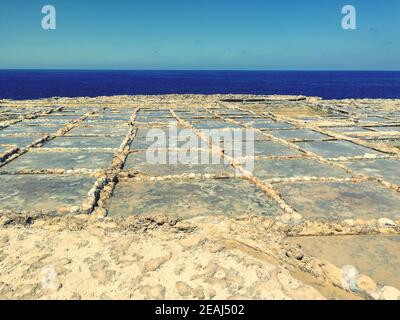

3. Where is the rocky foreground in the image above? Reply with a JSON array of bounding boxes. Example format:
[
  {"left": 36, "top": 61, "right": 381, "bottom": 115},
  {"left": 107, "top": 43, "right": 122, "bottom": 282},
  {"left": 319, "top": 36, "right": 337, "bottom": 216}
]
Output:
[
  {"left": 0, "top": 213, "right": 353, "bottom": 300},
  {"left": 1, "top": 212, "right": 399, "bottom": 300}
]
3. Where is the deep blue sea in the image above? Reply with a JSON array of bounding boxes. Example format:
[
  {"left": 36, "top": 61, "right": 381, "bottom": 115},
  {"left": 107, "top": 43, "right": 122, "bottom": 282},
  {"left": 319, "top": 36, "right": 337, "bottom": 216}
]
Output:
[{"left": 1, "top": 70, "right": 400, "bottom": 100}]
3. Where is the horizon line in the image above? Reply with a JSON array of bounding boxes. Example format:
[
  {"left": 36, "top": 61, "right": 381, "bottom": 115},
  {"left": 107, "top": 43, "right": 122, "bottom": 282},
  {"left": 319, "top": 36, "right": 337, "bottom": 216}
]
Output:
[{"left": 0, "top": 69, "right": 400, "bottom": 72}]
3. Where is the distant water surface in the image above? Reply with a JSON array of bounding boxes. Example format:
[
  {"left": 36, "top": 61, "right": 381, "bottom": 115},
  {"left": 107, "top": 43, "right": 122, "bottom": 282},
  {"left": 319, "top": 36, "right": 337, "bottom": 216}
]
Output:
[{"left": 1, "top": 70, "right": 400, "bottom": 100}]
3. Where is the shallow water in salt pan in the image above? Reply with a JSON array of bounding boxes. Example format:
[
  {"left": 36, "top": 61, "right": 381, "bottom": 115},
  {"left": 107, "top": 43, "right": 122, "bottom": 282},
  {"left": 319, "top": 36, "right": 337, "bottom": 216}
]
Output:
[
  {"left": 2, "top": 150, "right": 114, "bottom": 171},
  {"left": 276, "top": 181, "right": 400, "bottom": 221},
  {"left": 108, "top": 178, "right": 282, "bottom": 218},
  {"left": 0, "top": 175, "right": 94, "bottom": 212},
  {"left": 288, "top": 235, "right": 400, "bottom": 289}
]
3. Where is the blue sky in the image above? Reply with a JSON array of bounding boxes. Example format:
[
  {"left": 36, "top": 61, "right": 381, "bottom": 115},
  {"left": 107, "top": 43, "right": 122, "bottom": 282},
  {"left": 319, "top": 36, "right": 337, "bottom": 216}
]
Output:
[{"left": 0, "top": 0, "right": 399, "bottom": 70}]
